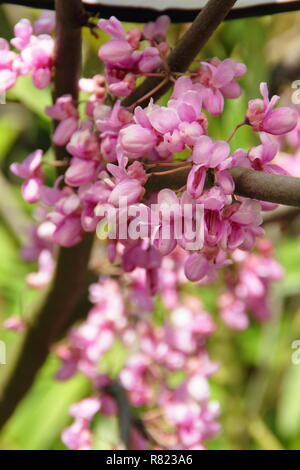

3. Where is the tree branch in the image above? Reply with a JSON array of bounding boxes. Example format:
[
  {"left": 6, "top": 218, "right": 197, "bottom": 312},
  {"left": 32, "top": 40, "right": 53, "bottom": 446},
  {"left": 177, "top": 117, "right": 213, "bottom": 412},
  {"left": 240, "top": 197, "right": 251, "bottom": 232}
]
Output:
[
  {"left": 146, "top": 165, "right": 300, "bottom": 208},
  {"left": 123, "top": 0, "right": 239, "bottom": 107},
  {"left": 0, "top": 0, "right": 95, "bottom": 431},
  {"left": 105, "top": 381, "right": 153, "bottom": 449},
  {"left": 53, "top": 0, "right": 85, "bottom": 168},
  {"left": 231, "top": 167, "right": 300, "bottom": 207}
]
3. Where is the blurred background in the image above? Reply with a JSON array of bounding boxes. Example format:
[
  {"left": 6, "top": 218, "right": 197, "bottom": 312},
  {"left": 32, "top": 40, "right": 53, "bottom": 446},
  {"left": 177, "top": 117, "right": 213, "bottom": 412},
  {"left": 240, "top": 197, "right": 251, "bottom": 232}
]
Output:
[{"left": 1, "top": 4, "right": 300, "bottom": 450}]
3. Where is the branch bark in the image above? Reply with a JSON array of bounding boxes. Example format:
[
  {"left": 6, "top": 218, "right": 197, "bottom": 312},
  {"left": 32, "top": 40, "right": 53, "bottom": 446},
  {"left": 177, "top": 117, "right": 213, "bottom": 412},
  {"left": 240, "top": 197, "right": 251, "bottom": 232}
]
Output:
[
  {"left": 146, "top": 165, "right": 300, "bottom": 208},
  {"left": 105, "top": 381, "right": 153, "bottom": 449},
  {"left": 0, "top": 0, "right": 95, "bottom": 431},
  {"left": 231, "top": 167, "right": 300, "bottom": 207}
]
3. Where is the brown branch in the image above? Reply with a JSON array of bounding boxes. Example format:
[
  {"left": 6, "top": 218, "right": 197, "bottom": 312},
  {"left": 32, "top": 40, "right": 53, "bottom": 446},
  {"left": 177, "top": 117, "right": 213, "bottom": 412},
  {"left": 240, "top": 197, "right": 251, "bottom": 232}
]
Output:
[
  {"left": 263, "top": 206, "right": 300, "bottom": 225},
  {"left": 231, "top": 167, "right": 300, "bottom": 207},
  {"left": 123, "top": 0, "right": 239, "bottom": 107},
  {"left": 53, "top": 0, "right": 85, "bottom": 169},
  {"left": 0, "top": 0, "right": 95, "bottom": 431},
  {"left": 146, "top": 166, "right": 300, "bottom": 208},
  {"left": 105, "top": 381, "right": 153, "bottom": 449}
]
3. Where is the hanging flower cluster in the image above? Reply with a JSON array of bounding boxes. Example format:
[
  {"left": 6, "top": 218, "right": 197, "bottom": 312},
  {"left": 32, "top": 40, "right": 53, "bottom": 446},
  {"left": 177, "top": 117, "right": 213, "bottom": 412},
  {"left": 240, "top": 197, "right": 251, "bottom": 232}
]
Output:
[{"left": 0, "top": 11, "right": 55, "bottom": 93}]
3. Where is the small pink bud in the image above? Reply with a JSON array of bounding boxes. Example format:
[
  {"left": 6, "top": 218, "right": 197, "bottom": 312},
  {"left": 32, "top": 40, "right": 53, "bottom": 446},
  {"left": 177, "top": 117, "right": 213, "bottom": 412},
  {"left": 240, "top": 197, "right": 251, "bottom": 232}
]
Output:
[{"left": 98, "top": 40, "right": 132, "bottom": 63}]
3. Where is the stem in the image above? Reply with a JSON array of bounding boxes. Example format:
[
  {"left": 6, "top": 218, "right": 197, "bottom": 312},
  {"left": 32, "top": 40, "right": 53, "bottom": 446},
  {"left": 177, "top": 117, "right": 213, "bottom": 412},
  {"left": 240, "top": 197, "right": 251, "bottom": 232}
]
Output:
[
  {"left": 0, "top": 0, "right": 94, "bottom": 431},
  {"left": 145, "top": 161, "right": 190, "bottom": 169},
  {"left": 128, "top": 76, "right": 169, "bottom": 110},
  {"left": 226, "top": 121, "right": 245, "bottom": 142},
  {"left": 105, "top": 381, "right": 152, "bottom": 449},
  {"left": 150, "top": 165, "right": 192, "bottom": 176}
]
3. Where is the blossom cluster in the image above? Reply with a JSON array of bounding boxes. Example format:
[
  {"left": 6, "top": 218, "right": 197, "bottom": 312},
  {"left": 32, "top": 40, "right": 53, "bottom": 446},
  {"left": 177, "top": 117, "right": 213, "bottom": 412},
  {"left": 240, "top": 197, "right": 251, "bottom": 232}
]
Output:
[
  {"left": 0, "top": 11, "right": 55, "bottom": 94},
  {"left": 1, "top": 11, "right": 294, "bottom": 449},
  {"left": 57, "top": 250, "right": 220, "bottom": 450}
]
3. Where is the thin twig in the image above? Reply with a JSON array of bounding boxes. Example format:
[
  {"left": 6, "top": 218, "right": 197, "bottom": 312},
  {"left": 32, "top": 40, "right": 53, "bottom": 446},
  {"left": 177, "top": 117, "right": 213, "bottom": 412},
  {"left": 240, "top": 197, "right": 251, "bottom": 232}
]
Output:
[{"left": 150, "top": 164, "right": 192, "bottom": 176}]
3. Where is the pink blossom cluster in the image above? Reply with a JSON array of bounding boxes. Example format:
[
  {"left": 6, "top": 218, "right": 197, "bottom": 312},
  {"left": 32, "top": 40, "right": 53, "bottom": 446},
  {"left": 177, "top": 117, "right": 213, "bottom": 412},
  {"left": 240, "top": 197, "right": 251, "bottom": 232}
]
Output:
[
  {"left": 2, "top": 11, "right": 296, "bottom": 450},
  {"left": 97, "top": 15, "right": 170, "bottom": 97},
  {"left": 219, "top": 240, "right": 284, "bottom": 330},
  {"left": 0, "top": 11, "right": 55, "bottom": 94},
  {"left": 58, "top": 238, "right": 283, "bottom": 449},
  {"left": 7, "top": 15, "right": 297, "bottom": 287},
  {"left": 57, "top": 261, "right": 219, "bottom": 450}
]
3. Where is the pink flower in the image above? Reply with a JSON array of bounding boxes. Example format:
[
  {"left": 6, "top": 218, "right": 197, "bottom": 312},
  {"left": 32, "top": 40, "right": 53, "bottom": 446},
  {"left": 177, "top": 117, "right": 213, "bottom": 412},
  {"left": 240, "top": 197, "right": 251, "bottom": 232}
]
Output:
[
  {"left": 219, "top": 292, "right": 249, "bottom": 330},
  {"left": 99, "top": 39, "right": 133, "bottom": 64},
  {"left": 46, "top": 94, "right": 78, "bottom": 121},
  {"left": 47, "top": 95, "right": 79, "bottom": 146},
  {"left": 53, "top": 117, "right": 78, "bottom": 146},
  {"left": 188, "top": 135, "right": 233, "bottom": 197},
  {"left": 246, "top": 82, "right": 297, "bottom": 135},
  {"left": 138, "top": 47, "right": 162, "bottom": 73},
  {"left": 66, "top": 123, "right": 101, "bottom": 161},
  {"left": 122, "top": 242, "right": 161, "bottom": 273},
  {"left": 11, "top": 18, "right": 32, "bottom": 50},
  {"left": 79, "top": 74, "right": 106, "bottom": 104},
  {"left": 62, "top": 420, "right": 93, "bottom": 450},
  {"left": 108, "top": 74, "right": 136, "bottom": 97},
  {"left": 26, "top": 249, "right": 55, "bottom": 289},
  {"left": 98, "top": 16, "right": 126, "bottom": 40},
  {"left": 65, "top": 158, "right": 99, "bottom": 187},
  {"left": 39, "top": 191, "right": 83, "bottom": 247},
  {"left": 184, "top": 252, "right": 210, "bottom": 282},
  {"left": 69, "top": 397, "right": 101, "bottom": 422},
  {"left": 193, "top": 58, "right": 246, "bottom": 115},
  {"left": 148, "top": 105, "right": 180, "bottom": 134},
  {"left": 20, "top": 34, "right": 54, "bottom": 89},
  {"left": 34, "top": 11, "right": 56, "bottom": 35},
  {"left": 143, "top": 15, "right": 170, "bottom": 41},
  {"left": 120, "top": 354, "right": 153, "bottom": 406},
  {"left": 10, "top": 149, "right": 44, "bottom": 203},
  {"left": 3, "top": 316, "right": 26, "bottom": 332},
  {"left": 248, "top": 133, "right": 287, "bottom": 175},
  {"left": 32, "top": 67, "right": 51, "bottom": 89},
  {"left": 0, "top": 69, "right": 17, "bottom": 93},
  {"left": 119, "top": 124, "right": 157, "bottom": 157},
  {"left": 108, "top": 178, "right": 144, "bottom": 207}
]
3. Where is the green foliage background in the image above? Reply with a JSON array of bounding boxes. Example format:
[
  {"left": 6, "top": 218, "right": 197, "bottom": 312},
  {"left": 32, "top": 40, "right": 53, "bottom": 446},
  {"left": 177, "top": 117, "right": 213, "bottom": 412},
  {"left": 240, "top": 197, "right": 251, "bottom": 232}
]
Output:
[{"left": 1, "top": 4, "right": 300, "bottom": 450}]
